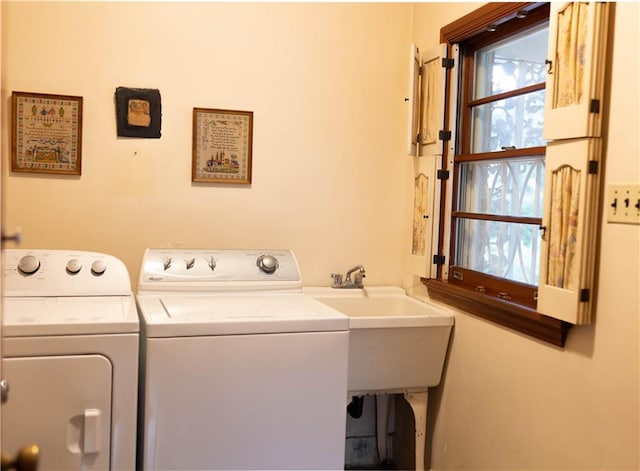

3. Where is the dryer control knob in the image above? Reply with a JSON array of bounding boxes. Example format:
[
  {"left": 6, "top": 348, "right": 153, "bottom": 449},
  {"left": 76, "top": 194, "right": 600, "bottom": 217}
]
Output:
[
  {"left": 17, "top": 255, "right": 40, "bottom": 275},
  {"left": 257, "top": 254, "right": 278, "bottom": 274},
  {"left": 91, "top": 260, "right": 107, "bottom": 276},
  {"left": 1, "top": 379, "right": 9, "bottom": 404},
  {"left": 66, "top": 259, "right": 82, "bottom": 274}
]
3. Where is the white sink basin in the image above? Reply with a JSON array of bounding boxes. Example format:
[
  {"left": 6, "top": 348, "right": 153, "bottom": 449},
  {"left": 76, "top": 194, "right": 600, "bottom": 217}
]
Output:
[{"left": 303, "top": 287, "right": 454, "bottom": 394}]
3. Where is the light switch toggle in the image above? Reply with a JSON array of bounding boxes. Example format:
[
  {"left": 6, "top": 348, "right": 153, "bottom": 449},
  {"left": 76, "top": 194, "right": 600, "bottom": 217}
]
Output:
[{"left": 607, "top": 184, "right": 640, "bottom": 225}]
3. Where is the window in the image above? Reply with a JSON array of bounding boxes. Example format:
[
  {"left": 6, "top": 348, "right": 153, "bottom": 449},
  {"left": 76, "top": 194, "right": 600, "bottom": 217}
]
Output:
[
  {"left": 452, "top": 14, "right": 548, "bottom": 308},
  {"left": 425, "top": 3, "right": 572, "bottom": 346},
  {"left": 422, "top": 2, "right": 610, "bottom": 346}
]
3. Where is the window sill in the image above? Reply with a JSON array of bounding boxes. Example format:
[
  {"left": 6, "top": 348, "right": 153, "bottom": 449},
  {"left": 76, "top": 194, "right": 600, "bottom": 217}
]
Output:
[{"left": 423, "top": 279, "right": 571, "bottom": 347}]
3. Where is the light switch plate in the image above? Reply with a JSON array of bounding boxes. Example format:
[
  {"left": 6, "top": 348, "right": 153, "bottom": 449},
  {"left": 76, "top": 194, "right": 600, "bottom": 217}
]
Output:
[{"left": 607, "top": 184, "right": 640, "bottom": 224}]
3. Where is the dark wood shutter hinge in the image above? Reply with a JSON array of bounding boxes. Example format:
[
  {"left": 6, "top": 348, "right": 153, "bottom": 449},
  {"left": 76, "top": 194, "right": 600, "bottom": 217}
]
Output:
[
  {"left": 442, "top": 58, "right": 455, "bottom": 69},
  {"left": 436, "top": 169, "right": 450, "bottom": 180},
  {"left": 580, "top": 289, "right": 590, "bottom": 302},
  {"left": 588, "top": 160, "right": 598, "bottom": 174},
  {"left": 433, "top": 254, "right": 446, "bottom": 265},
  {"left": 590, "top": 99, "right": 600, "bottom": 113},
  {"left": 439, "top": 130, "right": 451, "bottom": 141}
]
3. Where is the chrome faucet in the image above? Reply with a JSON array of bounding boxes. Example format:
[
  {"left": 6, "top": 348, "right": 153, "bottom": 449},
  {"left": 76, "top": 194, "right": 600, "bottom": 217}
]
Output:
[{"left": 331, "top": 265, "right": 366, "bottom": 289}]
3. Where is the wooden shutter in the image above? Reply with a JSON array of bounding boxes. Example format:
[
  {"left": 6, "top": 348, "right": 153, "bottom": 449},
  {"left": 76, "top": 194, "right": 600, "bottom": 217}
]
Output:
[
  {"left": 418, "top": 44, "right": 447, "bottom": 157},
  {"left": 409, "top": 45, "right": 448, "bottom": 278},
  {"left": 407, "top": 44, "right": 421, "bottom": 156},
  {"left": 538, "top": 2, "right": 610, "bottom": 324},
  {"left": 538, "top": 138, "right": 602, "bottom": 324},
  {"left": 409, "top": 164, "right": 438, "bottom": 278},
  {"left": 543, "top": 2, "right": 610, "bottom": 140}
]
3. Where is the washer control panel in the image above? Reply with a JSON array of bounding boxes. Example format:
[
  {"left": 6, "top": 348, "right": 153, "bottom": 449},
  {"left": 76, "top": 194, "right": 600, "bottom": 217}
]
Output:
[
  {"left": 138, "top": 248, "right": 302, "bottom": 292},
  {"left": 3, "top": 249, "right": 132, "bottom": 297}
]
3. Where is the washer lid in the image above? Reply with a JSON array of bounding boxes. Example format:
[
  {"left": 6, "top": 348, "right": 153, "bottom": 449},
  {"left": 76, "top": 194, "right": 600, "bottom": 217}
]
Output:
[
  {"left": 137, "top": 294, "right": 349, "bottom": 337},
  {"left": 3, "top": 296, "right": 139, "bottom": 337}
]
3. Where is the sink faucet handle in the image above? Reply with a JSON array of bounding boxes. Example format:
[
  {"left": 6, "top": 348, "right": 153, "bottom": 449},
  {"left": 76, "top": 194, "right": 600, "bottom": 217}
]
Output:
[
  {"left": 330, "top": 273, "right": 343, "bottom": 287},
  {"left": 353, "top": 272, "right": 364, "bottom": 287}
]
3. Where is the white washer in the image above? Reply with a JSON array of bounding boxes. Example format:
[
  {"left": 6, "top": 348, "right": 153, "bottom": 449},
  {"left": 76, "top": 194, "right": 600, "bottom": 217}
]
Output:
[
  {"left": 2, "top": 249, "right": 139, "bottom": 471},
  {"left": 136, "top": 248, "right": 349, "bottom": 470}
]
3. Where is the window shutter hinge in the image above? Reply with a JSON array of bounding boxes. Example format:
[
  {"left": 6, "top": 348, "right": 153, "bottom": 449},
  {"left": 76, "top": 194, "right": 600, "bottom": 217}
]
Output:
[
  {"left": 418, "top": 65, "right": 423, "bottom": 76},
  {"left": 442, "top": 58, "right": 455, "bottom": 69},
  {"left": 580, "top": 289, "right": 590, "bottom": 302},
  {"left": 439, "top": 130, "right": 451, "bottom": 141},
  {"left": 590, "top": 99, "right": 600, "bottom": 113},
  {"left": 433, "top": 254, "right": 446, "bottom": 265},
  {"left": 436, "top": 169, "right": 450, "bottom": 180},
  {"left": 588, "top": 160, "right": 598, "bottom": 174}
]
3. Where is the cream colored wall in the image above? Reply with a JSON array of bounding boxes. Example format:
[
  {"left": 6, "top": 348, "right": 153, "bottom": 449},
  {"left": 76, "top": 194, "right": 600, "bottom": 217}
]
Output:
[
  {"left": 1, "top": 1, "right": 412, "bottom": 287},
  {"left": 3, "top": 2, "right": 639, "bottom": 470},
  {"left": 410, "top": 2, "right": 640, "bottom": 470}
]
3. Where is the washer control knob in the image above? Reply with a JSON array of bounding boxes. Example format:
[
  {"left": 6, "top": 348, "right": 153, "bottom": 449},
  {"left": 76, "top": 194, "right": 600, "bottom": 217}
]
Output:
[
  {"left": 91, "top": 260, "right": 107, "bottom": 276},
  {"left": 257, "top": 254, "right": 278, "bottom": 274},
  {"left": 186, "top": 258, "right": 195, "bottom": 270},
  {"left": 162, "top": 257, "right": 172, "bottom": 271},
  {"left": 207, "top": 257, "right": 216, "bottom": 271},
  {"left": 66, "top": 258, "right": 82, "bottom": 274},
  {"left": 17, "top": 255, "right": 40, "bottom": 275}
]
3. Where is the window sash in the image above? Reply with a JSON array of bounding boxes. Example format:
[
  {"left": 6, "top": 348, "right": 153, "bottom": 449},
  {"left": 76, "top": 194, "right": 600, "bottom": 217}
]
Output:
[
  {"left": 457, "top": 155, "right": 545, "bottom": 218},
  {"left": 451, "top": 18, "right": 548, "bottom": 294}
]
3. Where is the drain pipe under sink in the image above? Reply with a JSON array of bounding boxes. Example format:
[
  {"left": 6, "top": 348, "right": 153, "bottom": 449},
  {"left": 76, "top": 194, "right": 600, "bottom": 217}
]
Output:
[
  {"left": 347, "top": 396, "right": 364, "bottom": 419},
  {"left": 376, "top": 394, "right": 391, "bottom": 466},
  {"left": 346, "top": 395, "right": 392, "bottom": 467}
]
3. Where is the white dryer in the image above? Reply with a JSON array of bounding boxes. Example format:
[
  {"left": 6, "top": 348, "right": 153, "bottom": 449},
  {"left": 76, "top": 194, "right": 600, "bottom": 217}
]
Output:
[
  {"left": 1, "top": 249, "right": 139, "bottom": 471},
  {"left": 136, "top": 248, "right": 349, "bottom": 470}
]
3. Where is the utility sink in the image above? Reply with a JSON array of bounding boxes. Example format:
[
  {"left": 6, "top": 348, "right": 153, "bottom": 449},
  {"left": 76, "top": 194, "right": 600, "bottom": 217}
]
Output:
[{"left": 304, "top": 286, "right": 454, "bottom": 394}]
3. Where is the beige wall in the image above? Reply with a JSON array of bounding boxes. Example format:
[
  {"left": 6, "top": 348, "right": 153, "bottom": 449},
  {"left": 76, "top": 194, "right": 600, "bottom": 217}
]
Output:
[
  {"left": 2, "top": 1, "right": 639, "bottom": 470},
  {"left": 1, "top": 1, "right": 412, "bottom": 287},
  {"left": 411, "top": 2, "right": 640, "bottom": 470}
]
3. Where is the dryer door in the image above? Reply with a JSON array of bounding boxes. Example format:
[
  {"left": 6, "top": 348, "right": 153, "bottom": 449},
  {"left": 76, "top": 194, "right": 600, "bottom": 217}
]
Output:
[{"left": 2, "top": 355, "right": 112, "bottom": 471}]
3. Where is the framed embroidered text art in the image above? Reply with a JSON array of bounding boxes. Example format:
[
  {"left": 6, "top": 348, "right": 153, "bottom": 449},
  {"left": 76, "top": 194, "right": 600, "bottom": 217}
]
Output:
[
  {"left": 11, "top": 91, "right": 83, "bottom": 175},
  {"left": 192, "top": 108, "right": 253, "bottom": 184}
]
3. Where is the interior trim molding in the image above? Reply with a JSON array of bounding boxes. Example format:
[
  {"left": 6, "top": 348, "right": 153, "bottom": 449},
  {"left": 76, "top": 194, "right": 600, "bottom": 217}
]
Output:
[
  {"left": 424, "top": 279, "right": 572, "bottom": 347},
  {"left": 440, "top": 2, "right": 543, "bottom": 43}
]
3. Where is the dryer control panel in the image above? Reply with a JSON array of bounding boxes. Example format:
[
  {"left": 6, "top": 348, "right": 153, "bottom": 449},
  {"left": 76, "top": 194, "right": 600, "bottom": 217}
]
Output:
[
  {"left": 138, "top": 248, "right": 302, "bottom": 293},
  {"left": 3, "top": 249, "right": 132, "bottom": 297}
]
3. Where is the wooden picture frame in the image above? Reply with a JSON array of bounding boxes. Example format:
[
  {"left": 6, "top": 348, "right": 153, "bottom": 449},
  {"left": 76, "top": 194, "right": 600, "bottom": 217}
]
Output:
[
  {"left": 115, "top": 87, "right": 162, "bottom": 138},
  {"left": 192, "top": 108, "right": 253, "bottom": 184},
  {"left": 11, "top": 91, "right": 83, "bottom": 175}
]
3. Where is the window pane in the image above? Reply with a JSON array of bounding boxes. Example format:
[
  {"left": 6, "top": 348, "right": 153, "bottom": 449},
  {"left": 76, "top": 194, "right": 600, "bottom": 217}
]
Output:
[
  {"left": 458, "top": 156, "right": 544, "bottom": 217},
  {"left": 474, "top": 24, "right": 548, "bottom": 99},
  {"left": 455, "top": 218, "right": 540, "bottom": 285},
  {"left": 471, "top": 90, "right": 546, "bottom": 153}
]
